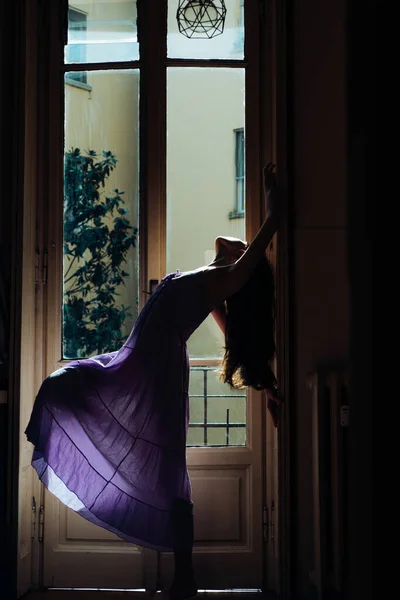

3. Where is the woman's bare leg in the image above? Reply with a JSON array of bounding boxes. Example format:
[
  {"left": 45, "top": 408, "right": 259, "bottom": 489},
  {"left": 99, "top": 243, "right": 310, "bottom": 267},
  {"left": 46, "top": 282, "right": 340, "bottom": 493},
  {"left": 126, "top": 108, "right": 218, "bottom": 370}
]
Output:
[
  {"left": 169, "top": 549, "right": 197, "bottom": 599},
  {"left": 169, "top": 498, "right": 197, "bottom": 599}
]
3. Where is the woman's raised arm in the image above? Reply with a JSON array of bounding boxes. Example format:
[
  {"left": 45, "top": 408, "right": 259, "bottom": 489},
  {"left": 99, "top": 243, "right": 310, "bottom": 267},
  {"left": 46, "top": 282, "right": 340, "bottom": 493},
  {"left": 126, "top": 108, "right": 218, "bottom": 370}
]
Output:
[{"left": 204, "top": 163, "right": 280, "bottom": 308}]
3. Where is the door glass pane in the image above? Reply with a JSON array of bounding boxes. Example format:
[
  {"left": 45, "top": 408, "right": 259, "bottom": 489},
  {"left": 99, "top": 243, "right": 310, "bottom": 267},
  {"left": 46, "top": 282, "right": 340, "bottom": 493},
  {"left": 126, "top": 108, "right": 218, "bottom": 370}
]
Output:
[
  {"left": 65, "top": 1, "right": 139, "bottom": 65},
  {"left": 166, "top": 67, "right": 246, "bottom": 446},
  {"left": 63, "top": 70, "right": 140, "bottom": 359},
  {"left": 168, "top": 0, "right": 244, "bottom": 60}
]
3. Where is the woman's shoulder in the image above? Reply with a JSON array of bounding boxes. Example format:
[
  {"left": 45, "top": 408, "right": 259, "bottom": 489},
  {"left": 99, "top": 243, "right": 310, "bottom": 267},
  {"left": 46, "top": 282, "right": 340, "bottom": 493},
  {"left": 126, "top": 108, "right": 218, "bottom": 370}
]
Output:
[{"left": 162, "top": 265, "right": 232, "bottom": 312}]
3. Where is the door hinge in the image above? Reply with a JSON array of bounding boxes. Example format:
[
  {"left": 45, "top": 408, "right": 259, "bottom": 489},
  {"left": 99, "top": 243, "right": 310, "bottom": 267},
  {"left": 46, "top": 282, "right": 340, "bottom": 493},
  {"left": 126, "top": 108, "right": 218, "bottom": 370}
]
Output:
[
  {"left": 270, "top": 500, "right": 275, "bottom": 544},
  {"left": 42, "top": 249, "right": 48, "bottom": 285},
  {"left": 35, "top": 250, "right": 40, "bottom": 286},
  {"left": 39, "top": 504, "right": 45, "bottom": 543},
  {"left": 263, "top": 505, "right": 268, "bottom": 543},
  {"left": 340, "top": 405, "right": 350, "bottom": 427},
  {"left": 31, "top": 496, "right": 37, "bottom": 540},
  {"left": 263, "top": 501, "right": 276, "bottom": 543},
  {"left": 35, "top": 248, "right": 49, "bottom": 285}
]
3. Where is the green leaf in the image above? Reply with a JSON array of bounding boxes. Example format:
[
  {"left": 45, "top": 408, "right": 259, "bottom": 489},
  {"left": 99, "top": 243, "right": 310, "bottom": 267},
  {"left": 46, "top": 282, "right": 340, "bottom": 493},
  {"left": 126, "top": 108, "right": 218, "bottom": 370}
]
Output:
[{"left": 63, "top": 147, "right": 138, "bottom": 358}]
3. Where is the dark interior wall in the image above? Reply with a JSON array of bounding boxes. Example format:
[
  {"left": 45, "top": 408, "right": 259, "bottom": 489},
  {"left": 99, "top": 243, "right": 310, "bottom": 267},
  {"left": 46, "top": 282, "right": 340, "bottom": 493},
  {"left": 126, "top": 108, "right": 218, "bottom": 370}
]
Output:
[
  {"left": 346, "top": 0, "right": 373, "bottom": 597},
  {"left": 1, "top": 2, "right": 23, "bottom": 597},
  {"left": 0, "top": 0, "right": 12, "bottom": 594},
  {"left": 291, "top": 0, "right": 349, "bottom": 595},
  {"left": 0, "top": 0, "right": 14, "bottom": 372},
  {"left": 0, "top": 0, "right": 14, "bottom": 549}
]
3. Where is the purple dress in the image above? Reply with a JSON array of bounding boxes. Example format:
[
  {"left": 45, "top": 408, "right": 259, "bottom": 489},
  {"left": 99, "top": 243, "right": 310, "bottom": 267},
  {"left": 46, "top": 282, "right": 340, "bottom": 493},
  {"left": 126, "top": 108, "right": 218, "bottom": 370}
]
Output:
[{"left": 25, "top": 270, "right": 211, "bottom": 551}]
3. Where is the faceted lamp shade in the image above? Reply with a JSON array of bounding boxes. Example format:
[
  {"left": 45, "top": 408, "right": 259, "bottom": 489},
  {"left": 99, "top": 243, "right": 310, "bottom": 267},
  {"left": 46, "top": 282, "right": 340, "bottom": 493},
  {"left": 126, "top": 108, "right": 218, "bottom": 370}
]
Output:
[{"left": 177, "top": 0, "right": 227, "bottom": 39}]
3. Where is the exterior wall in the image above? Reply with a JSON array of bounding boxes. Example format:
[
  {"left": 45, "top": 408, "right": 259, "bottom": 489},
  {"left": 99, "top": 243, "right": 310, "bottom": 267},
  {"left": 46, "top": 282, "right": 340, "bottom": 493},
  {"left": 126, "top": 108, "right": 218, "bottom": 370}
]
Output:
[{"left": 166, "top": 67, "right": 245, "bottom": 359}]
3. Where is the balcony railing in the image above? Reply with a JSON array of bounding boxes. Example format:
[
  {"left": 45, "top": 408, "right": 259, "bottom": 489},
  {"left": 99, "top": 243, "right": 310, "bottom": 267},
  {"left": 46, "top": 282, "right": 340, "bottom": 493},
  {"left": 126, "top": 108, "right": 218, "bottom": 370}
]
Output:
[{"left": 188, "top": 366, "right": 246, "bottom": 447}]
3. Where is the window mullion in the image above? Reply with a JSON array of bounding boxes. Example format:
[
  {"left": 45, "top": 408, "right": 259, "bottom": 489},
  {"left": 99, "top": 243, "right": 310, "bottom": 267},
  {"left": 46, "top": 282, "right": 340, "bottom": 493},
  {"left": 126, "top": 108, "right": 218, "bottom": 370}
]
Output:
[
  {"left": 244, "top": 0, "right": 263, "bottom": 238},
  {"left": 138, "top": 0, "right": 167, "bottom": 305}
]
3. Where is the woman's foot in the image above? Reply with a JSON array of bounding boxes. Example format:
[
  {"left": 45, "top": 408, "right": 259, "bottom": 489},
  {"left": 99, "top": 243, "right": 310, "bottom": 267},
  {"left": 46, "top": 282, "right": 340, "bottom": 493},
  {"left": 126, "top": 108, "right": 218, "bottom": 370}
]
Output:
[{"left": 167, "top": 577, "right": 198, "bottom": 600}]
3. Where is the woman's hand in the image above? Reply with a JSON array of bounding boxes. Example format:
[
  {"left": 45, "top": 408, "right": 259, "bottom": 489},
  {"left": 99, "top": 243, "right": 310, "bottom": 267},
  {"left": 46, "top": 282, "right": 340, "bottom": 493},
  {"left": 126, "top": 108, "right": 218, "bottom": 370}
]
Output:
[
  {"left": 263, "top": 162, "right": 279, "bottom": 219},
  {"left": 263, "top": 161, "right": 276, "bottom": 193},
  {"left": 203, "top": 163, "right": 281, "bottom": 308}
]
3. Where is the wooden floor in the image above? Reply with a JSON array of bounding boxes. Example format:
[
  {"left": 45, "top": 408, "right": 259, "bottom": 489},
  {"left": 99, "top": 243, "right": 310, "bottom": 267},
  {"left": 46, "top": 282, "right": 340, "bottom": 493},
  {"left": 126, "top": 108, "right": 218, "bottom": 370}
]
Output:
[{"left": 23, "top": 591, "right": 274, "bottom": 600}]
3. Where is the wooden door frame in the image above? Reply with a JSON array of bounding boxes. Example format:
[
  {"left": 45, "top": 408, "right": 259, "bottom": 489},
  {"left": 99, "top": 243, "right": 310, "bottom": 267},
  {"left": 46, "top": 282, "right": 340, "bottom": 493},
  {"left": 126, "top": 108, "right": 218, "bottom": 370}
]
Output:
[
  {"left": 5, "top": 0, "right": 294, "bottom": 597},
  {"left": 5, "top": 0, "right": 27, "bottom": 597},
  {"left": 258, "top": 0, "right": 293, "bottom": 596},
  {"left": 273, "top": 0, "right": 294, "bottom": 597},
  {"left": 6, "top": 0, "right": 44, "bottom": 596}
]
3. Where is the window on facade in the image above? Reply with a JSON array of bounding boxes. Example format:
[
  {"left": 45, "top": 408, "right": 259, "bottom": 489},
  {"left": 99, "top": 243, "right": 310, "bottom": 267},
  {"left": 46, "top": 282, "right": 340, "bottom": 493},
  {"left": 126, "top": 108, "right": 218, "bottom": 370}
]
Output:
[
  {"left": 229, "top": 127, "right": 245, "bottom": 218},
  {"left": 233, "top": 0, "right": 245, "bottom": 52},
  {"left": 65, "top": 7, "right": 88, "bottom": 85}
]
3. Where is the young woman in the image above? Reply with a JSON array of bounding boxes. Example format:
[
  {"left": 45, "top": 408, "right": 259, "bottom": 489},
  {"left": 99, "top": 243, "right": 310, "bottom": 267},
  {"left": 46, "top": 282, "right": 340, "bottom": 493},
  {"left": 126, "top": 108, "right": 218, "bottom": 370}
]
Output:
[{"left": 25, "top": 163, "right": 281, "bottom": 600}]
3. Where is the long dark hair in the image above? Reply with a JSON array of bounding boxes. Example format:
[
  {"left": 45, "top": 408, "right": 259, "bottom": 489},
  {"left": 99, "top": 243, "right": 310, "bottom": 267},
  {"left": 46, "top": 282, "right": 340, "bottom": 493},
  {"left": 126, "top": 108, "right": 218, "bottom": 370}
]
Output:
[{"left": 219, "top": 255, "right": 277, "bottom": 391}]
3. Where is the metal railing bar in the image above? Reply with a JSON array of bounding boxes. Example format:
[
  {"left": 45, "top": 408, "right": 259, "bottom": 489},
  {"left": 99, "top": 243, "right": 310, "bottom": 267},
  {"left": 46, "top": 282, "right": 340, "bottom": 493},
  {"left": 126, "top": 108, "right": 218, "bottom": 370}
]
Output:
[
  {"left": 189, "top": 423, "right": 246, "bottom": 428},
  {"left": 189, "top": 394, "right": 245, "bottom": 398}
]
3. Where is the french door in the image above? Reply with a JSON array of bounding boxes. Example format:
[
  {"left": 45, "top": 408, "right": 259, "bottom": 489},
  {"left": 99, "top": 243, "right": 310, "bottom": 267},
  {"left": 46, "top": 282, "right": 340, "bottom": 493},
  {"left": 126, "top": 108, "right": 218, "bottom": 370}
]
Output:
[{"left": 17, "top": 0, "right": 278, "bottom": 592}]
